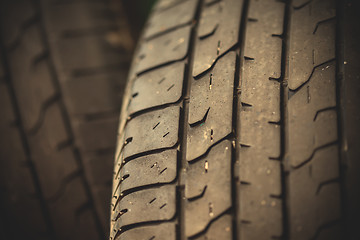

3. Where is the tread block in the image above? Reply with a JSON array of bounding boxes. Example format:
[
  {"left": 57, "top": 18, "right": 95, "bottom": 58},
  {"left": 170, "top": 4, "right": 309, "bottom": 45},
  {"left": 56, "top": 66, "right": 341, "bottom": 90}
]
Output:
[
  {"left": 0, "top": 84, "right": 29, "bottom": 174},
  {"left": 28, "top": 103, "right": 78, "bottom": 199},
  {"left": 128, "top": 62, "right": 185, "bottom": 115},
  {"left": 288, "top": 63, "right": 337, "bottom": 167},
  {"left": 288, "top": 145, "right": 341, "bottom": 240},
  {"left": 192, "top": 0, "right": 243, "bottom": 77},
  {"left": 154, "top": 0, "right": 183, "bottom": 12},
  {"left": 121, "top": 106, "right": 180, "bottom": 160},
  {"left": 118, "top": 223, "right": 176, "bottom": 240},
  {"left": 204, "top": 0, "right": 219, "bottom": 5},
  {"left": 238, "top": 1, "right": 284, "bottom": 238},
  {"left": 56, "top": 35, "right": 122, "bottom": 72},
  {"left": 83, "top": 151, "right": 114, "bottom": 186},
  {"left": 239, "top": 184, "right": 282, "bottom": 239},
  {"left": 0, "top": 130, "right": 35, "bottom": 194},
  {"left": 192, "top": 214, "right": 232, "bottom": 240},
  {"left": 118, "top": 150, "right": 177, "bottom": 193},
  {"left": 62, "top": 72, "right": 123, "bottom": 115},
  {"left": 144, "top": 0, "right": 198, "bottom": 39},
  {"left": 136, "top": 25, "right": 191, "bottom": 74},
  {"left": 113, "top": 185, "right": 176, "bottom": 227},
  {"left": 289, "top": 0, "right": 336, "bottom": 90},
  {"left": 40, "top": 0, "right": 113, "bottom": 33},
  {"left": 239, "top": 113, "right": 281, "bottom": 189},
  {"left": 74, "top": 116, "right": 118, "bottom": 151},
  {"left": 293, "top": 0, "right": 309, "bottom": 8},
  {"left": 9, "top": 25, "right": 56, "bottom": 131},
  {"left": 48, "top": 177, "right": 98, "bottom": 240},
  {"left": 185, "top": 140, "right": 232, "bottom": 237},
  {"left": 246, "top": 0, "right": 284, "bottom": 36},
  {"left": 242, "top": 0, "right": 283, "bottom": 119},
  {"left": 287, "top": 0, "right": 340, "bottom": 237},
  {"left": 0, "top": 0, "right": 36, "bottom": 47},
  {"left": 186, "top": 52, "right": 235, "bottom": 161}
]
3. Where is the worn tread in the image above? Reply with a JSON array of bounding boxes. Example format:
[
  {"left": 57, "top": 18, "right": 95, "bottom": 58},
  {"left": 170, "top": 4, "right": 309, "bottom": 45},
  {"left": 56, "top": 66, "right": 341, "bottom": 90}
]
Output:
[{"left": 112, "top": 0, "right": 353, "bottom": 239}]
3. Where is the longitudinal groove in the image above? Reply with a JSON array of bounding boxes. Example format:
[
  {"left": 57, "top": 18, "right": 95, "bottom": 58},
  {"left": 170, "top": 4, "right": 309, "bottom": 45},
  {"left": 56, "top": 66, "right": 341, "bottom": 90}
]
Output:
[
  {"left": 178, "top": 1, "right": 204, "bottom": 240},
  {"left": 280, "top": 0, "right": 292, "bottom": 239},
  {"left": 233, "top": 0, "right": 250, "bottom": 239},
  {"left": 0, "top": 24, "right": 56, "bottom": 239},
  {"left": 34, "top": 0, "right": 104, "bottom": 238}
]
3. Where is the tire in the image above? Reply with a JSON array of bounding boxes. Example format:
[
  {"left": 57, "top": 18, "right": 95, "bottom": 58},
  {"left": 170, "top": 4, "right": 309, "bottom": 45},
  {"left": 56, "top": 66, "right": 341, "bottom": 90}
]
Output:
[
  {"left": 111, "top": 0, "right": 360, "bottom": 240},
  {"left": 0, "top": 0, "right": 132, "bottom": 239}
]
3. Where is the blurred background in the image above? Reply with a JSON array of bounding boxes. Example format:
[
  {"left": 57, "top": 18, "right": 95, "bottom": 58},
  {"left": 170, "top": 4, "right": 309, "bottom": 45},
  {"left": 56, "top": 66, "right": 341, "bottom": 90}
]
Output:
[{"left": 0, "top": 0, "right": 157, "bottom": 239}]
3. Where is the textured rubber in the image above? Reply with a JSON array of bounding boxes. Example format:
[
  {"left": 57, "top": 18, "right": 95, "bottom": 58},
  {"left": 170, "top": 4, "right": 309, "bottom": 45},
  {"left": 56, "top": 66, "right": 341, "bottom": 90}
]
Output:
[
  {"left": 0, "top": 0, "right": 132, "bottom": 239},
  {"left": 111, "top": 0, "right": 360, "bottom": 239}
]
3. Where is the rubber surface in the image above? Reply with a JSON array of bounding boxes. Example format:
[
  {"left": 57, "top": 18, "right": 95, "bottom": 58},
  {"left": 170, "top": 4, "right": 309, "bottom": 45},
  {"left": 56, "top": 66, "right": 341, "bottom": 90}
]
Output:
[
  {"left": 0, "top": 0, "right": 132, "bottom": 239},
  {"left": 111, "top": 0, "right": 360, "bottom": 239}
]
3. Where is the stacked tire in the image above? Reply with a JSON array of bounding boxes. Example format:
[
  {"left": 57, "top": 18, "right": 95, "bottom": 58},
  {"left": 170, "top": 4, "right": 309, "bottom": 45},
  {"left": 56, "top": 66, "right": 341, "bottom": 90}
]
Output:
[{"left": 0, "top": 0, "right": 132, "bottom": 239}]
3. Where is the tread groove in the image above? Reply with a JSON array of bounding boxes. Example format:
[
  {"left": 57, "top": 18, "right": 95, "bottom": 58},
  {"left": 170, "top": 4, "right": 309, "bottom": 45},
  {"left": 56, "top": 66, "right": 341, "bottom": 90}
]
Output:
[
  {"left": 233, "top": 0, "right": 250, "bottom": 239},
  {"left": 111, "top": 0, "right": 345, "bottom": 239},
  {"left": 178, "top": 1, "right": 204, "bottom": 239},
  {"left": 46, "top": 169, "right": 83, "bottom": 202},
  {"left": 280, "top": 0, "right": 292, "bottom": 239},
  {"left": 313, "top": 17, "right": 336, "bottom": 34},
  {"left": 288, "top": 58, "right": 336, "bottom": 92},
  {"left": 0, "top": 19, "right": 56, "bottom": 239},
  {"left": 187, "top": 209, "right": 231, "bottom": 239},
  {"left": 27, "top": 94, "right": 60, "bottom": 135},
  {"left": 146, "top": 22, "right": 193, "bottom": 41},
  {"left": 35, "top": 0, "right": 105, "bottom": 237},
  {"left": 291, "top": 141, "right": 338, "bottom": 169},
  {"left": 310, "top": 219, "right": 340, "bottom": 240}
]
